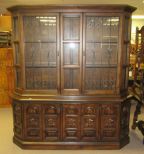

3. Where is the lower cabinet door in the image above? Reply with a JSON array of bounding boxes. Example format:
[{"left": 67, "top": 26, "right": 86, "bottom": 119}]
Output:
[
  {"left": 43, "top": 104, "right": 61, "bottom": 141},
  {"left": 63, "top": 104, "right": 81, "bottom": 141},
  {"left": 23, "top": 102, "right": 120, "bottom": 142},
  {"left": 100, "top": 104, "right": 120, "bottom": 141},
  {"left": 81, "top": 104, "right": 99, "bottom": 141},
  {"left": 24, "top": 103, "right": 42, "bottom": 141}
]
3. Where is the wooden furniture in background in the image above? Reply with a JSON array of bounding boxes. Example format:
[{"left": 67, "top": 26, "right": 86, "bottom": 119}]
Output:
[
  {"left": 8, "top": 5, "right": 136, "bottom": 149},
  {"left": 0, "top": 48, "right": 14, "bottom": 107},
  {"left": 131, "top": 26, "right": 144, "bottom": 144},
  {"left": 0, "top": 31, "right": 11, "bottom": 48}
]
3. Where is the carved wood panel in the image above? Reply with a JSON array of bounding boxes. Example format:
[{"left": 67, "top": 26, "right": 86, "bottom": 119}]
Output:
[
  {"left": 63, "top": 104, "right": 81, "bottom": 141},
  {"left": 43, "top": 104, "right": 60, "bottom": 141},
  {"left": 13, "top": 100, "right": 128, "bottom": 145},
  {"left": 24, "top": 103, "right": 42, "bottom": 140},
  {"left": 81, "top": 104, "right": 99, "bottom": 141},
  {"left": 100, "top": 104, "right": 119, "bottom": 141}
]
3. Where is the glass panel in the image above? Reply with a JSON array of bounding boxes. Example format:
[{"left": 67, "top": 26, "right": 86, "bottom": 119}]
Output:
[
  {"left": 15, "top": 68, "right": 21, "bottom": 88},
  {"left": 23, "top": 15, "right": 58, "bottom": 90},
  {"left": 63, "top": 16, "right": 80, "bottom": 40},
  {"left": 84, "top": 16, "right": 119, "bottom": 92},
  {"left": 64, "top": 69, "right": 79, "bottom": 89},
  {"left": 63, "top": 43, "right": 79, "bottom": 65},
  {"left": 85, "top": 68, "right": 117, "bottom": 90},
  {"left": 26, "top": 68, "right": 57, "bottom": 89},
  {"left": 14, "top": 43, "right": 20, "bottom": 65},
  {"left": 23, "top": 16, "right": 57, "bottom": 42},
  {"left": 86, "top": 43, "right": 118, "bottom": 65},
  {"left": 13, "top": 17, "right": 18, "bottom": 40},
  {"left": 86, "top": 17, "right": 102, "bottom": 42},
  {"left": 25, "top": 42, "right": 56, "bottom": 66},
  {"left": 86, "top": 17, "right": 119, "bottom": 42}
]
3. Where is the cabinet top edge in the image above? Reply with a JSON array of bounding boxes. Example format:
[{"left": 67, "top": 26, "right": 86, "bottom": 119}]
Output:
[{"left": 7, "top": 4, "right": 136, "bottom": 13}]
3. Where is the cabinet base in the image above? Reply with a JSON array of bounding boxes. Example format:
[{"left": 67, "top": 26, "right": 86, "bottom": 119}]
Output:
[{"left": 13, "top": 137, "right": 130, "bottom": 150}]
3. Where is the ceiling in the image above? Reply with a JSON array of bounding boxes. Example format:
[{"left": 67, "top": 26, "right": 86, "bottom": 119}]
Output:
[{"left": 0, "top": 0, "right": 144, "bottom": 15}]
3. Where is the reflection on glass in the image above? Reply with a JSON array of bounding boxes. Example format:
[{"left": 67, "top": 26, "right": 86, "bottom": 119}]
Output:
[
  {"left": 63, "top": 43, "right": 79, "bottom": 65},
  {"left": 69, "top": 43, "right": 76, "bottom": 49},
  {"left": 23, "top": 16, "right": 57, "bottom": 42},
  {"left": 86, "top": 16, "right": 119, "bottom": 42}
]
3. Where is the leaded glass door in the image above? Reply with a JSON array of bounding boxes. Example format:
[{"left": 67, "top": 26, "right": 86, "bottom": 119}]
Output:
[
  {"left": 83, "top": 14, "right": 120, "bottom": 94},
  {"left": 23, "top": 14, "right": 59, "bottom": 94}
]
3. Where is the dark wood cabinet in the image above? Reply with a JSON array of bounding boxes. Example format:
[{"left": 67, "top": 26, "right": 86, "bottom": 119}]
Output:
[{"left": 8, "top": 5, "right": 136, "bottom": 149}]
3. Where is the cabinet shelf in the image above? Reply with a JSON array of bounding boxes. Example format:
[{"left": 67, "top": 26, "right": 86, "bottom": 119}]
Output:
[
  {"left": 63, "top": 65, "right": 80, "bottom": 68},
  {"left": 86, "top": 41, "right": 118, "bottom": 44},
  {"left": 62, "top": 40, "right": 80, "bottom": 43},
  {"left": 25, "top": 65, "right": 56, "bottom": 68},
  {"left": 86, "top": 64, "right": 117, "bottom": 68},
  {"left": 25, "top": 41, "right": 57, "bottom": 43}
]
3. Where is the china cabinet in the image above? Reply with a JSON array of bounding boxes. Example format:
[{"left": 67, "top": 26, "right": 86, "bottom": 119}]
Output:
[{"left": 8, "top": 5, "right": 136, "bottom": 149}]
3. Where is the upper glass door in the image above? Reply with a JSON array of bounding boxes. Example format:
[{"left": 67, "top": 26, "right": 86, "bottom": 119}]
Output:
[
  {"left": 61, "top": 13, "right": 82, "bottom": 95},
  {"left": 23, "top": 14, "right": 59, "bottom": 93},
  {"left": 83, "top": 14, "right": 120, "bottom": 94}
]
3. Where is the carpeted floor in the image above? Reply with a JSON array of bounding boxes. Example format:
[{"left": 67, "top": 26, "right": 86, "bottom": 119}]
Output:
[{"left": 0, "top": 104, "right": 143, "bottom": 154}]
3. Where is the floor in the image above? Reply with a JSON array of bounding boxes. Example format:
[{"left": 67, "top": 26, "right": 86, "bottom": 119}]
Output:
[{"left": 0, "top": 105, "right": 143, "bottom": 154}]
